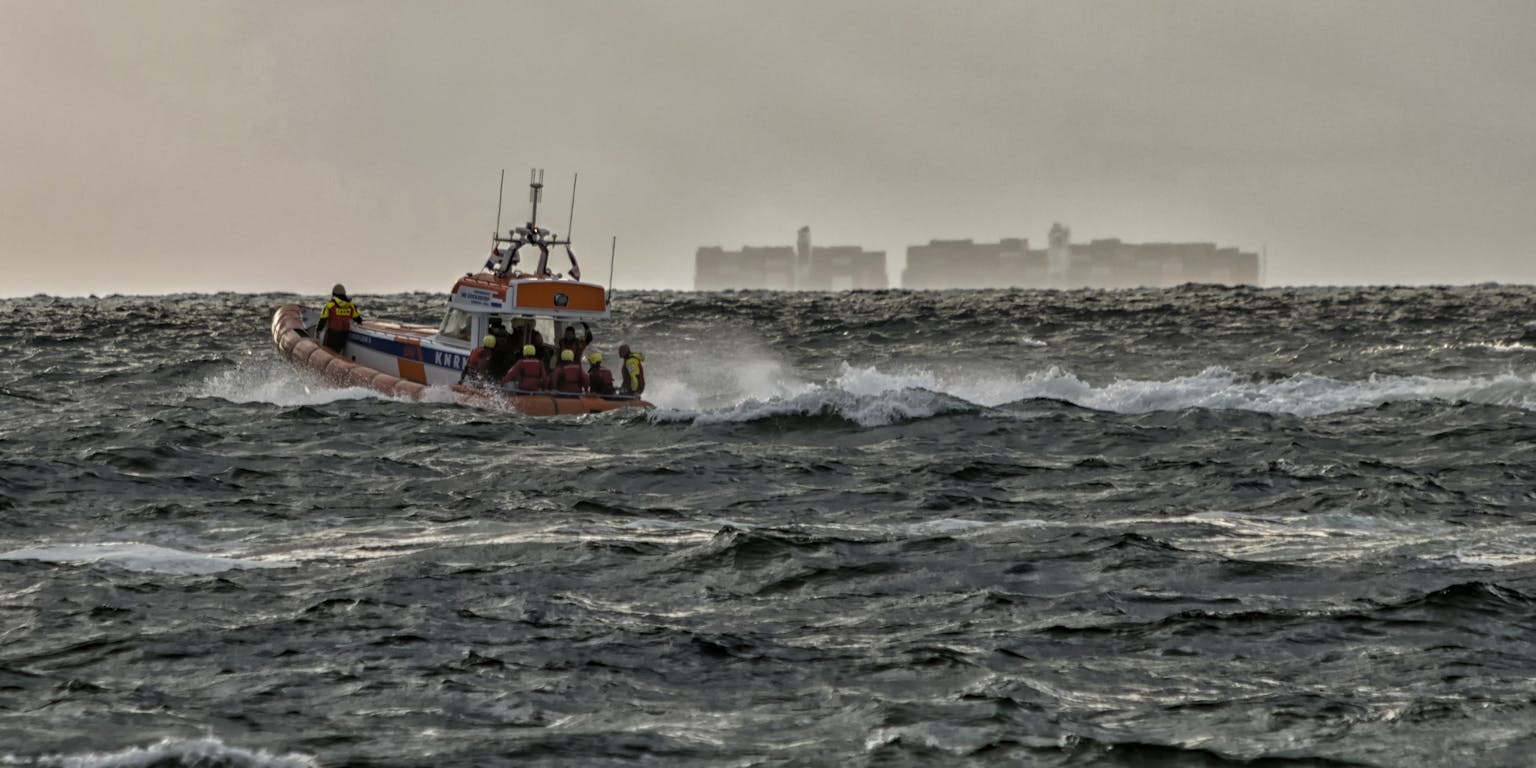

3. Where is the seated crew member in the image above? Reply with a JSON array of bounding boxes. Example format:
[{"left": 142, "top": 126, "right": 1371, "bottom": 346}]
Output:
[
  {"left": 459, "top": 335, "right": 496, "bottom": 385},
  {"left": 586, "top": 352, "right": 615, "bottom": 395},
  {"left": 487, "top": 318, "right": 517, "bottom": 380},
  {"left": 618, "top": 343, "right": 645, "bottom": 396},
  {"left": 548, "top": 349, "right": 589, "bottom": 394},
  {"left": 500, "top": 345, "right": 548, "bottom": 391},
  {"left": 559, "top": 322, "right": 593, "bottom": 360},
  {"left": 317, "top": 283, "right": 361, "bottom": 353}
]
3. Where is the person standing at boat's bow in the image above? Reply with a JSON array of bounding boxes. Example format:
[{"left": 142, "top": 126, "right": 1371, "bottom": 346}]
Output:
[{"left": 318, "top": 284, "right": 361, "bottom": 353}]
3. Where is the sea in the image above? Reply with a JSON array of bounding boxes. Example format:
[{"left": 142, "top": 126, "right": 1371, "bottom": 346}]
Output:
[{"left": 2, "top": 285, "right": 1535, "bottom": 767}]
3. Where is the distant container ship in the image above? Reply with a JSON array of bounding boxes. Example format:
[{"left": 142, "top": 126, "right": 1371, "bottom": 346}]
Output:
[
  {"left": 696, "top": 223, "right": 1261, "bottom": 290},
  {"left": 695, "top": 227, "right": 887, "bottom": 291}
]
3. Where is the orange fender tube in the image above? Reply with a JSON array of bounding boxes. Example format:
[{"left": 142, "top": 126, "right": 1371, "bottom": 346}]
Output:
[
  {"left": 304, "top": 345, "right": 335, "bottom": 371},
  {"left": 343, "top": 364, "right": 378, "bottom": 389},
  {"left": 277, "top": 331, "right": 300, "bottom": 356},
  {"left": 364, "top": 370, "right": 397, "bottom": 395},
  {"left": 292, "top": 338, "right": 320, "bottom": 361},
  {"left": 323, "top": 356, "right": 353, "bottom": 385},
  {"left": 394, "top": 380, "right": 428, "bottom": 400}
]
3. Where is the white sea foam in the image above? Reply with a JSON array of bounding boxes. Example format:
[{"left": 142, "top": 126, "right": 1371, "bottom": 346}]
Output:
[
  {"left": 651, "top": 387, "right": 964, "bottom": 428},
  {"left": 0, "top": 543, "right": 293, "bottom": 575},
  {"left": 190, "top": 360, "right": 391, "bottom": 407},
  {"left": 649, "top": 361, "right": 1536, "bottom": 425},
  {"left": 218, "top": 335, "right": 1536, "bottom": 419},
  {"left": 642, "top": 344, "right": 817, "bottom": 412},
  {"left": 30, "top": 737, "right": 316, "bottom": 768},
  {"left": 1167, "top": 509, "right": 1536, "bottom": 569},
  {"left": 1464, "top": 340, "right": 1536, "bottom": 354},
  {"left": 905, "top": 364, "right": 1536, "bottom": 417}
]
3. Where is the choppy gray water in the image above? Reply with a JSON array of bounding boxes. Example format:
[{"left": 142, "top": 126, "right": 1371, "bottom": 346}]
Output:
[{"left": 2, "top": 286, "right": 1535, "bottom": 767}]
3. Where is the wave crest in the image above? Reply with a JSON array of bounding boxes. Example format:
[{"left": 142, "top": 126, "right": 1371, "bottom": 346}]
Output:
[{"left": 32, "top": 737, "right": 315, "bottom": 768}]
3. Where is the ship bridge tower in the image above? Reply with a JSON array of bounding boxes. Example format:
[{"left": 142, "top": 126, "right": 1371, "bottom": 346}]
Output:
[{"left": 1047, "top": 222, "right": 1072, "bottom": 282}]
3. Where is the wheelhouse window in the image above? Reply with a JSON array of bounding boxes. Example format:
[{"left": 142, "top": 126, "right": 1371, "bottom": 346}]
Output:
[
  {"left": 439, "top": 308, "right": 473, "bottom": 341},
  {"left": 502, "top": 316, "right": 554, "bottom": 344}
]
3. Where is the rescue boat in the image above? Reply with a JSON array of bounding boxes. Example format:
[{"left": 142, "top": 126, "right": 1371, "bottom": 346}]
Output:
[{"left": 270, "top": 171, "right": 650, "bottom": 416}]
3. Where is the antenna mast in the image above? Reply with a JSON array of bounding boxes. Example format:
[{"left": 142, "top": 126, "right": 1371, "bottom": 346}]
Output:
[
  {"left": 528, "top": 168, "right": 544, "bottom": 227},
  {"left": 607, "top": 235, "right": 617, "bottom": 306},
  {"left": 565, "top": 172, "right": 579, "bottom": 243},
  {"left": 494, "top": 169, "right": 505, "bottom": 234}
]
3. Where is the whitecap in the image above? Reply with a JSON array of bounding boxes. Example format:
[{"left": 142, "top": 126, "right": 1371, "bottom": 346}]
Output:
[
  {"left": 32, "top": 737, "right": 316, "bottom": 768},
  {"left": 188, "top": 360, "right": 392, "bottom": 407},
  {"left": 0, "top": 543, "right": 294, "bottom": 575}
]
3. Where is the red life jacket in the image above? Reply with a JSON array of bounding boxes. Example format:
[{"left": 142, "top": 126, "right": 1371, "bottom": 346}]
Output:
[
  {"left": 322, "top": 297, "right": 358, "bottom": 333},
  {"left": 502, "top": 359, "right": 546, "bottom": 391},
  {"left": 465, "top": 347, "right": 492, "bottom": 378},
  {"left": 588, "top": 365, "right": 615, "bottom": 395},
  {"left": 551, "top": 363, "right": 587, "bottom": 394}
]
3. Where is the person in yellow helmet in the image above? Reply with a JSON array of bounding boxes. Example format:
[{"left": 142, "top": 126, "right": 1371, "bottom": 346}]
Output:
[
  {"left": 549, "top": 348, "right": 589, "bottom": 394},
  {"left": 586, "top": 352, "right": 615, "bottom": 395},
  {"left": 317, "top": 283, "right": 361, "bottom": 353},
  {"left": 500, "top": 344, "right": 548, "bottom": 392},
  {"left": 459, "top": 334, "right": 496, "bottom": 385}
]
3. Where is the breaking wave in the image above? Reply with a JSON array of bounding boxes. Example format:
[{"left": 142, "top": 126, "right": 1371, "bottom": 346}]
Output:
[
  {"left": 188, "top": 360, "right": 389, "bottom": 407},
  {"left": 0, "top": 543, "right": 294, "bottom": 575},
  {"left": 651, "top": 363, "right": 1536, "bottom": 426},
  {"left": 27, "top": 738, "right": 316, "bottom": 768}
]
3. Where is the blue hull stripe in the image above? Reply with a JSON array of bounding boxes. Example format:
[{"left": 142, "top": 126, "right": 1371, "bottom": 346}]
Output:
[{"left": 349, "top": 331, "right": 469, "bottom": 372}]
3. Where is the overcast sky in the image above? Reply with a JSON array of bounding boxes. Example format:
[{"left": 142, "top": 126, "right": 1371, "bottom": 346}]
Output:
[{"left": 3, "top": 0, "right": 1534, "bottom": 296}]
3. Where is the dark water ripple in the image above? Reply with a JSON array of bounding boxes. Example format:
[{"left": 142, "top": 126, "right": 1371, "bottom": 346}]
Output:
[{"left": 2, "top": 286, "right": 1536, "bottom": 766}]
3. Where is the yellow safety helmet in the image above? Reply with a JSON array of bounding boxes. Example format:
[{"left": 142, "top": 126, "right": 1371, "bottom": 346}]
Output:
[
  {"left": 560, "top": 349, "right": 574, "bottom": 362},
  {"left": 587, "top": 352, "right": 602, "bottom": 364},
  {"left": 522, "top": 344, "right": 536, "bottom": 356},
  {"left": 482, "top": 335, "right": 496, "bottom": 348}
]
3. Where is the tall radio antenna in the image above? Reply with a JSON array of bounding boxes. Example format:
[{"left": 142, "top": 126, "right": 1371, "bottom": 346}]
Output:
[
  {"left": 565, "top": 172, "right": 579, "bottom": 243},
  {"left": 607, "top": 235, "right": 617, "bottom": 306},
  {"left": 528, "top": 168, "right": 545, "bottom": 226},
  {"left": 494, "top": 169, "right": 505, "bottom": 234}
]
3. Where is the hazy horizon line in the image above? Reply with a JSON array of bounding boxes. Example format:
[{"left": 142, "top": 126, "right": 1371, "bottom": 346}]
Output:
[{"left": 7, "top": 281, "right": 1536, "bottom": 302}]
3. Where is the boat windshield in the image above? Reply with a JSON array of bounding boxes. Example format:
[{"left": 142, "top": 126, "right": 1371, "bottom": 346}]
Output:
[
  {"left": 501, "top": 315, "right": 555, "bottom": 346},
  {"left": 439, "top": 307, "right": 473, "bottom": 341}
]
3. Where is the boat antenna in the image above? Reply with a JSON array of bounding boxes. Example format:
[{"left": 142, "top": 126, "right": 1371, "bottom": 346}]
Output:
[
  {"left": 607, "top": 235, "right": 617, "bottom": 307},
  {"left": 565, "top": 172, "right": 578, "bottom": 243},
  {"left": 494, "top": 169, "right": 505, "bottom": 235},
  {"left": 529, "top": 168, "right": 544, "bottom": 227}
]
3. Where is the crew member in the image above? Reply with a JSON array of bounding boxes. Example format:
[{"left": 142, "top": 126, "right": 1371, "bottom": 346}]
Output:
[
  {"left": 317, "top": 284, "right": 361, "bottom": 353},
  {"left": 549, "top": 349, "right": 589, "bottom": 394},
  {"left": 460, "top": 335, "right": 496, "bottom": 385},
  {"left": 586, "top": 352, "right": 615, "bottom": 395},
  {"left": 559, "top": 322, "right": 593, "bottom": 361},
  {"left": 527, "top": 327, "right": 555, "bottom": 370},
  {"left": 486, "top": 318, "right": 517, "bottom": 380},
  {"left": 501, "top": 344, "right": 548, "bottom": 392},
  {"left": 618, "top": 343, "right": 645, "bottom": 396}
]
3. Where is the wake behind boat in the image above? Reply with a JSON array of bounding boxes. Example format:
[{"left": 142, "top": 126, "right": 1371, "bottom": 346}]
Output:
[{"left": 270, "top": 170, "right": 651, "bottom": 415}]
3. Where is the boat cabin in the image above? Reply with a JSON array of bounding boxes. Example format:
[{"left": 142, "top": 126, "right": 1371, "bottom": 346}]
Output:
[{"left": 434, "top": 272, "right": 610, "bottom": 354}]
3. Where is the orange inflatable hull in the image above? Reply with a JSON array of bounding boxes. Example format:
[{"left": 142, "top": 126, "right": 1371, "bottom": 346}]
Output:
[{"left": 270, "top": 304, "right": 651, "bottom": 416}]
